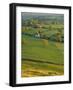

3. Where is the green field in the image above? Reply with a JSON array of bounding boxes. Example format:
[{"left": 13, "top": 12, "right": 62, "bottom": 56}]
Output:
[
  {"left": 21, "top": 13, "right": 64, "bottom": 77},
  {"left": 21, "top": 33, "right": 64, "bottom": 77}
]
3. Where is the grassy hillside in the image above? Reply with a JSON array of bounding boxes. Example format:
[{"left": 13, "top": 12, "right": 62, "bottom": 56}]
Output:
[
  {"left": 22, "top": 35, "right": 64, "bottom": 64},
  {"left": 21, "top": 13, "right": 64, "bottom": 77}
]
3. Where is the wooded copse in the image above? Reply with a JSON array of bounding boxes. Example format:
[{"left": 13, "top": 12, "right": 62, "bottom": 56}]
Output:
[{"left": 22, "top": 18, "right": 64, "bottom": 42}]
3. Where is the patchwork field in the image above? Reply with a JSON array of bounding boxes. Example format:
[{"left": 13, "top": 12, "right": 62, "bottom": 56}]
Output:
[
  {"left": 21, "top": 13, "right": 64, "bottom": 77},
  {"left": 21, "top": 34, "right": 64, "bottom": 77}
]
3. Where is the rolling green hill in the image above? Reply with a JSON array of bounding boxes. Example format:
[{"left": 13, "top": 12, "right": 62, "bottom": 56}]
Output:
[{"left": 21, "top": 12, "right": 64, "bottom": 77}]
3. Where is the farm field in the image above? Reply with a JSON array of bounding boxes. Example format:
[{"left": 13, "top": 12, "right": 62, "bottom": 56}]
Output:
[
  {"left": 21, "top": 34, "right": 64, "bottom": 77},
  {"left": 21, "top": 13, "right": 64, "bottom": 77}
]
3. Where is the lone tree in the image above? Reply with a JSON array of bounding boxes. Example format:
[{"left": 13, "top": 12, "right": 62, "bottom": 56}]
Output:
[{"left": 56, "top": 31, "right": 62, "bottom": 42}]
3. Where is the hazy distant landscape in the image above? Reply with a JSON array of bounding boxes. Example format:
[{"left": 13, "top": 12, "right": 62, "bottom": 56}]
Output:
[{"left": 21, "top": 12, "right": 64, "bottom": 77}]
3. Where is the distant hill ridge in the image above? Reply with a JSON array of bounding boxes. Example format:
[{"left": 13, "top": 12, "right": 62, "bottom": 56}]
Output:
[{"left": 22, "top": 12, "right": 64, "bottom": 23}]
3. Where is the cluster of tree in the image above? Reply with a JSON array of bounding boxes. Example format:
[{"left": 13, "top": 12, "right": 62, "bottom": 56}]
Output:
[
  {"left": 34, "top": 30, "right": 64, "bottom": 42},
  {"left": 49, "top": 32, "right": 64, "bottom": 42},
  {"left": 22, "top": 19, "right": 64, "bottom": 42},
  {"left": 22, "top": 30, "right": 64, "bottom": 43},
  {"left": 22, "top": 18, "right": 63, "bottom": 28}
]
